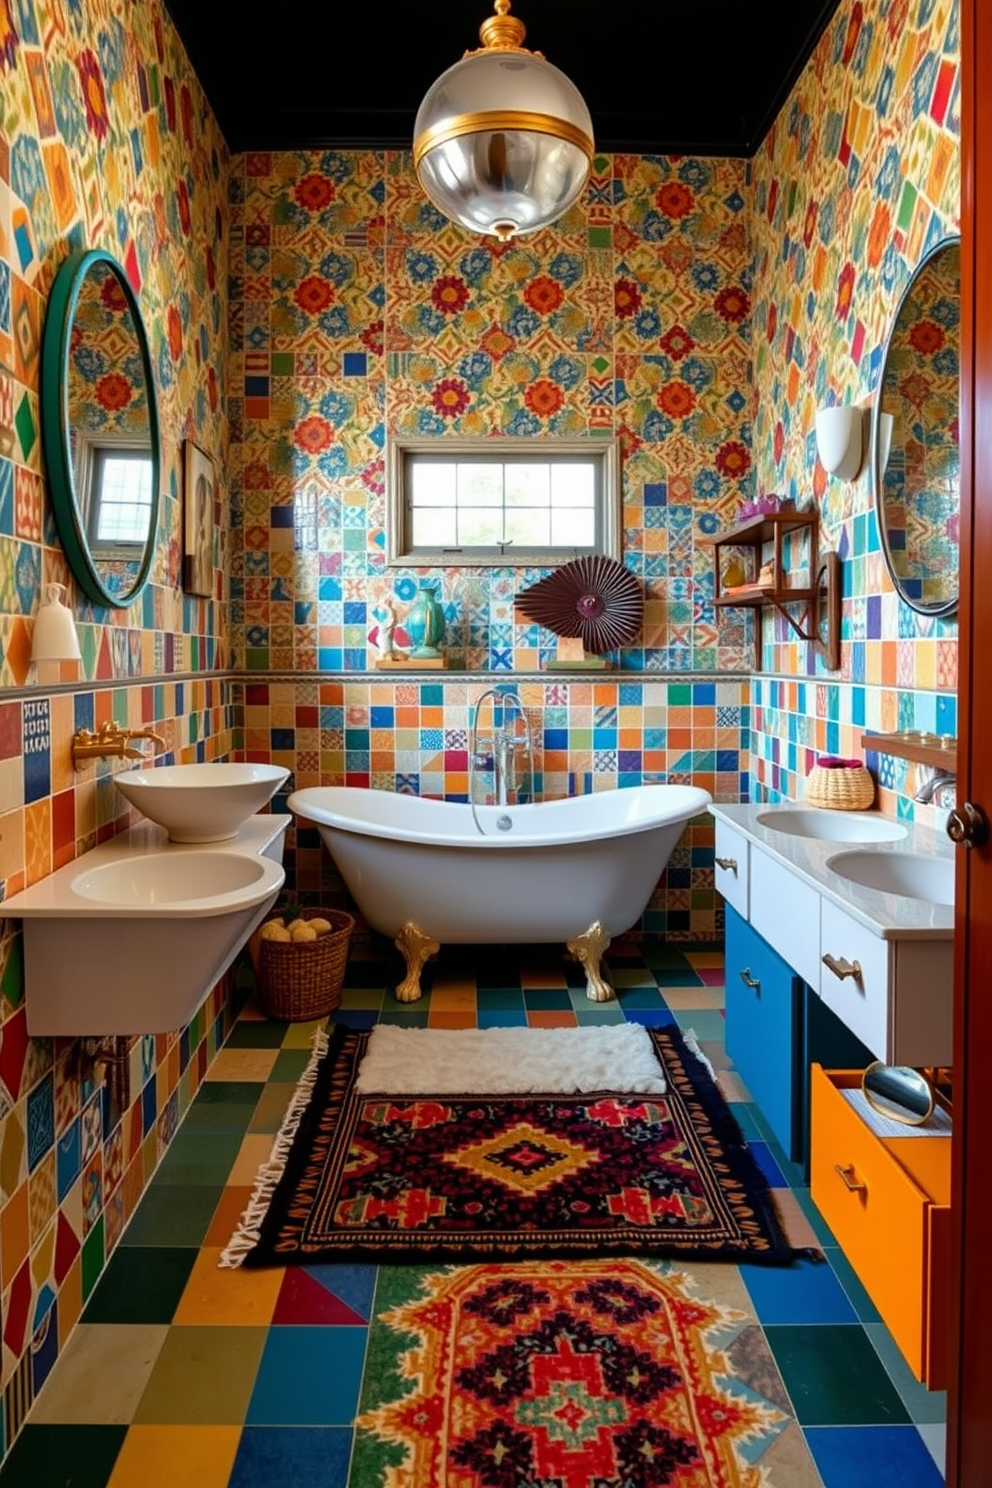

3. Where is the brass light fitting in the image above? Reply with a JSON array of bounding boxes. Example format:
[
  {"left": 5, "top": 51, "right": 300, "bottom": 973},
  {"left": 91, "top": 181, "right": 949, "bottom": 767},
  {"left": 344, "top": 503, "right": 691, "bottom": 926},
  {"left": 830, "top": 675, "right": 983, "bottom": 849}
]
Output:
[{"left": 413, "top": 0, "right": 594, "bottom": 242}]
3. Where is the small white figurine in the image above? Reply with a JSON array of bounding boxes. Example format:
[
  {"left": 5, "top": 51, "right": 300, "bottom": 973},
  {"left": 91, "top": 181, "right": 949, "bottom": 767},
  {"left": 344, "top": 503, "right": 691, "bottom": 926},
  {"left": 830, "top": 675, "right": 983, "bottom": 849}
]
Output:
[{"left": 375, "top": 599, "right": 397, "bottom": 660}]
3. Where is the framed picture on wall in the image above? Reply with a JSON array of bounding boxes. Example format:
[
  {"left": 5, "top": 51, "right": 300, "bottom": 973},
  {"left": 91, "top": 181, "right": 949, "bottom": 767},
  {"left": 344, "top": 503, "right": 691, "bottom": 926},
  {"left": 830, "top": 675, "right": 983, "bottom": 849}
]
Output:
[{"left": 183, "top": 440, "right": 215, "bottom": 596}]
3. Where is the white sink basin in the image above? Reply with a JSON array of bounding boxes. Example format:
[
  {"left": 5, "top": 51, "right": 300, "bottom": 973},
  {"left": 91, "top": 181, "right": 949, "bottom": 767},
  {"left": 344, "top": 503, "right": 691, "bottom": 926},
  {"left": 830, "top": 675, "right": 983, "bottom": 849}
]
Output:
[
  {"left": 827, "top": 850, "right": 955, "bottom": 906},
  {"left": 755, "top": 808, "right": 908, "bottom": 844},
  {"left": 115, "top": 762, "right": 289, "bottom": 842},
  {"left": 72, "top": 851, "right": 271, "bottom": 907}
]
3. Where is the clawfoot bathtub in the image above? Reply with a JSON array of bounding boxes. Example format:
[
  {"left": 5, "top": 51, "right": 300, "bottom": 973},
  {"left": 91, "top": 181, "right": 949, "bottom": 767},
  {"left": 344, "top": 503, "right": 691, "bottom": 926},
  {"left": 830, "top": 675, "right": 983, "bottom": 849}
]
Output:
[{"left": 287, "top": 783, "right": 711, "bottom": 1001}]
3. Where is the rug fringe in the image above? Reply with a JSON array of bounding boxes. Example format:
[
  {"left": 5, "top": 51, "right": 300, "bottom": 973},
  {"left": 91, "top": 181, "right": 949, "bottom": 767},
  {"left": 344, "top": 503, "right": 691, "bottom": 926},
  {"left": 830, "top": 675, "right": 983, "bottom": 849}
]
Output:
[
  {"left": 218, "top": 1027, "right": 330, "bottom": 1269},
  {"left": 680, "top": 1026, "right": 717, "bottom": 1081}
]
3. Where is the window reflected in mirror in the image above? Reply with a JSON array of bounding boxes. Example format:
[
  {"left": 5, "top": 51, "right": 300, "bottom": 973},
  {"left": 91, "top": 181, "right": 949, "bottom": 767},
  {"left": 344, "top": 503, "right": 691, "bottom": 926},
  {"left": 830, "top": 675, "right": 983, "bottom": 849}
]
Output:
[{"left": 873, "top": 237, "right": 959, "bottom": 617}]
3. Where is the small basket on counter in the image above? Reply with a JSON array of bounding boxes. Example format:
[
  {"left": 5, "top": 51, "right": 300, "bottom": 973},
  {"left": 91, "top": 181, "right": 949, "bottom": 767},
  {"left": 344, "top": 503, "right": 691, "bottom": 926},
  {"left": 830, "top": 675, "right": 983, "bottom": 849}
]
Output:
[
  {"left": 805, "top": 755, "right": 875, "bottom": 811},
  {"left": 257, "top": 907, "right": 354, "bottom": 1021}
]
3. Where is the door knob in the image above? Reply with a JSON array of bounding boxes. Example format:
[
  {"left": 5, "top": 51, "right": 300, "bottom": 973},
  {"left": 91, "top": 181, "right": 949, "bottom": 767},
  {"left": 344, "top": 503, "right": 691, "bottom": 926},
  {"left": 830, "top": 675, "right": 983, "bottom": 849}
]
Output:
[{"left": 946, "top": 801, "right": 989, "bottom": 849}]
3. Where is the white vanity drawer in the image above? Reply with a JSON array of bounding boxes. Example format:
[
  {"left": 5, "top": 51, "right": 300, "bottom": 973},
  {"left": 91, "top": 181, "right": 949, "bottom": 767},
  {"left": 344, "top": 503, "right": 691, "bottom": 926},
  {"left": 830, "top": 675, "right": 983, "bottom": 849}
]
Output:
[
  {"left": 750, "top": 845, "right": 821, "bottom": 989},
  {"left": 818, "top": 900, "right": 891, "bottom": 1057},
  {"left": 713, "top": 818, "right": 749, "bottom": 918},
  {"left": 817, "top": 902, "right": 953, "bottom": 1066}
]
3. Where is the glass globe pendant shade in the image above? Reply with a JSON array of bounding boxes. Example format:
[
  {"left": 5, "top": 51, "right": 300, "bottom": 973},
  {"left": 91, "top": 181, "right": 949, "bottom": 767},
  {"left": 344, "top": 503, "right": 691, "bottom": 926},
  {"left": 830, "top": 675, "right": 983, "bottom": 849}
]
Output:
[{"left": 413, "top": 1, "right": 594, "bottom": 242}]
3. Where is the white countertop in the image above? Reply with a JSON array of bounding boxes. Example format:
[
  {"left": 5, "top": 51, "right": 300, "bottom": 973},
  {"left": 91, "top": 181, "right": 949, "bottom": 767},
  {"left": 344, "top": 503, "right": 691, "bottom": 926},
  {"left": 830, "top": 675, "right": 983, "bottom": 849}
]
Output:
[
  {"left": 1, "top": 814, "right": 289, "bottom": 918},
  {"left": 709, "top": 803, "right": 955, "bottom": 940}
]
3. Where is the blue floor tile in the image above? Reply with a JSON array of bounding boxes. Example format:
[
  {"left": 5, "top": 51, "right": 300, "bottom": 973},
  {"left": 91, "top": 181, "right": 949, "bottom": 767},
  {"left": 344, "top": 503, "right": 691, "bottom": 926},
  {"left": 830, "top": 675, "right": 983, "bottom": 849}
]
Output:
[
  {"left": 247, "top": 1327, "right": 367, "bottom": 1425},
  {"left": 331, "top": 1010, "right": 379, "bottom": 1029},
  {"left": 613, "top": 988, "right": 667, "bottom": 1008},
  {"left": 805, "top": 1424, "right": 945, "bottom": 1487},
  {"left": 747, "top": 1139, "right": 787, "bottom": 1189},
  {"left": 229, "top": 1426, "right": 353, "bottom": 1488},
  {"left": 618, "top": 1008, "right": 677, "bottom": 1027},
  {"left": 740, "top": 1255, "right": 859, "bottom": 1325},
  {"left": 477, "top": 1009, "right": 528, "bottom": 1027},
  {"left": 303, "top": 1263, "right": 378, "bottom": 1323},
  {"left": 475, "top": 989, "right": 525, "bottom": 1010}
]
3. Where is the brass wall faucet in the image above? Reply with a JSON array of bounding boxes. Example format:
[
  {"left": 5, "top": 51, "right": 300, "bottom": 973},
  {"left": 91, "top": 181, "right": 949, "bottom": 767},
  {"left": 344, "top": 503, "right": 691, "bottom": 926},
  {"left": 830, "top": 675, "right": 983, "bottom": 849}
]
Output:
[{"left": 71, "top": 723, "right": 167, "bottom": 768}]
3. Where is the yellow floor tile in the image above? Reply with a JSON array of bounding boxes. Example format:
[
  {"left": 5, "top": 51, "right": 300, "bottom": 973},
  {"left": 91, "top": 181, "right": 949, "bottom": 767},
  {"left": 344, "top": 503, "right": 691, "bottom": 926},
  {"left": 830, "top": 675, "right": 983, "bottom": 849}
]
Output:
[
  {"left": 715, "top": 1069, "right": 751, "bottom": 1104},
  {"left": 226, "top": 1133, "right": 275, "bottom": 1187},
  {"left": 29, "top": 1325, "right": 169, "bottom": 1423},
  {"left": 685, "top": 950, "right": 724, "bottom": 969},
  {"left": 203, "top": 1186, "right": 255, "bottom": 1247},
  {"left": 203, "top": 1048, "right": 280, "bottom": 1082},
  {"left": 172, "top": 1247, "right": 284, "bottom": 1327},
  {"left": 280, "top": 1017, "right": 328, "bottom": 1048},
  {"left": 107, "top": 1424, "right": 241, "bottom": 1488},
  {"left": 426, "top": 988, "right": 477, "bottom": 1009},
  {"left": 660, "top": 987, "right": 725, "bottom": 1009}
]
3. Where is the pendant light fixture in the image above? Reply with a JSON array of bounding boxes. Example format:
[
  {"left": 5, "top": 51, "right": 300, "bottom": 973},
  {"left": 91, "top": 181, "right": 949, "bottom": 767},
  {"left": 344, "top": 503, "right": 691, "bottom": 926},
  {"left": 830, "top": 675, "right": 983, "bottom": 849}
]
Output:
[{"left": 413, "top": 0, "right": 594, "bottom": 242}]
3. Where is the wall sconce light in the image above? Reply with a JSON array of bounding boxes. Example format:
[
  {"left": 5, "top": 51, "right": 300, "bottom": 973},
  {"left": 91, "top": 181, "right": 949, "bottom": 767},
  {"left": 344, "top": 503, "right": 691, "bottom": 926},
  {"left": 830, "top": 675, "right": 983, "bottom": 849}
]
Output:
[
  {"left": 815, "top": 404, "right": 866, "bottom": 482},
  {"left": 31, "top": 583, "right": 81, "bottom": 663},
  {"left": 413, "top": 0, "right": 594, "bottom": 242}
]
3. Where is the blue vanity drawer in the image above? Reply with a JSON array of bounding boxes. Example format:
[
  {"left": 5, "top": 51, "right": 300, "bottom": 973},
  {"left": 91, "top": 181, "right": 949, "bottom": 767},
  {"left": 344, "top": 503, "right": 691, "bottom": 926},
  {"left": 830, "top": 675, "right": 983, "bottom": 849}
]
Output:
[{"left": 725, "top": 906, "right": 803, "bottom": 1160}]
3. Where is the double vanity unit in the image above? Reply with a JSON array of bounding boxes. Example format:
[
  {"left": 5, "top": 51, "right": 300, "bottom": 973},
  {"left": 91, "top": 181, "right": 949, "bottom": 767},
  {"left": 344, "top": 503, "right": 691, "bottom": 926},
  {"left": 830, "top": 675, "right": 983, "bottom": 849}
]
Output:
[{"left": 710, "top": 802, "right": 954, "bottom": 1389}]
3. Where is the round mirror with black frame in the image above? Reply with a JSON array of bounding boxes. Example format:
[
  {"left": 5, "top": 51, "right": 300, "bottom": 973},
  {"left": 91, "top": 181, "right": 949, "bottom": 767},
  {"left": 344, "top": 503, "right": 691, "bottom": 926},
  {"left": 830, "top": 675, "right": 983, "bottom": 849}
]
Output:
[
  {"left": 41, "top": 248, "right": 161, "bottom": 608},
  {"left": 870, "top": 235, "right": 960, "bottom": 618}
]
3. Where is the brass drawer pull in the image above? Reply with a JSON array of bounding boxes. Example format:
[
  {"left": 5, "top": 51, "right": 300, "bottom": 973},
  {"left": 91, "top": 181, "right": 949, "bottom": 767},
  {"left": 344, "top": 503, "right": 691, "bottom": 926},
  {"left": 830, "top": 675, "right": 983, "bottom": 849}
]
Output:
[
  {"left": 739, "top": 968, "right": 760, "bottom": 991},
  {"left": 715, "top": 856, "right": 738, "bottom": 873},
  {"left": 834, "top": 1162, "right": 867, "bottom": 1194},
  {"left": 822, "top": 953, "right": 863, "bottom": 982}
]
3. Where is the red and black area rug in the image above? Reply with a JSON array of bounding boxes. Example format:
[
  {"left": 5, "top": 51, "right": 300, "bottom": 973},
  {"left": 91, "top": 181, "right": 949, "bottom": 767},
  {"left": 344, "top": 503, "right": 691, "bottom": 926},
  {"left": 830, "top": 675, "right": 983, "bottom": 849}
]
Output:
[
  {"left": 223, "top": 1023, "right": 796, "bottom": 1268},
  {"left": 352, "top": 1258, "right": 812, "bottom": 1487}
]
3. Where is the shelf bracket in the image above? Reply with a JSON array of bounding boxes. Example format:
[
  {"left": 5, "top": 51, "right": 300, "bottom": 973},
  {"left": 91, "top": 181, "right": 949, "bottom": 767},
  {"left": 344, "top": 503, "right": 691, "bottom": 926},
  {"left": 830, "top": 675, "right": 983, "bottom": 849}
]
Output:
[{"left": 767, "top": 552, "right": 841, "bottom": 670}]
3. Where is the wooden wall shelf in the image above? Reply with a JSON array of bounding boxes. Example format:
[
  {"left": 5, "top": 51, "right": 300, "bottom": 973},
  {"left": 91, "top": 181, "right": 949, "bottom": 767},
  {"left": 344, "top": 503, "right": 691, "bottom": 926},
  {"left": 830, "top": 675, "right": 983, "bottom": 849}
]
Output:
[
  {"left": 860, "top": 731, "right": 957, "bottom": 771},
  {"left": 701, "top": 511, "right": 841, "bottom": 670}
]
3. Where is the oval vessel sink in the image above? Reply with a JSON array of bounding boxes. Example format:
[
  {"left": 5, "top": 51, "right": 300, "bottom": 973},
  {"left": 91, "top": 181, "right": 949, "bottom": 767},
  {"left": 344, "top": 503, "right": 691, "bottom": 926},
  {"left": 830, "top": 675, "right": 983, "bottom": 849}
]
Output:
[
  {"left": 115, "top": 762, "right": 290, "bottom": 842},
  {"left": 72, "top": 851, "right": 270, "bottom": 908},
  {"left": 826, "top": 849, "right": 954, "bottom": 906},
  {"left": 755, "top": 808, "right": 908, "bottom": 844}
]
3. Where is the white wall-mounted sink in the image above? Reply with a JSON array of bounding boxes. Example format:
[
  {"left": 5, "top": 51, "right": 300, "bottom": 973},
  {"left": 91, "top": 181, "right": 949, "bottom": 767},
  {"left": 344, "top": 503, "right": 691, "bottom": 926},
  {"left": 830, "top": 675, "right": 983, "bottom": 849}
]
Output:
[
  {"left": 72, "top": 852, "right": 270, "bottom": 907},
  {"left": 826, "top": 849, "right": 955, "bottom": 906},
  {"left": 2, "top": 816, "right": 287, "bottom": 1035},
  {"left": 755, "top": 808, "right": 908, "bottom": 844},
  {"left": 115, "top": 762, "right": 290, "bottom": 842}
]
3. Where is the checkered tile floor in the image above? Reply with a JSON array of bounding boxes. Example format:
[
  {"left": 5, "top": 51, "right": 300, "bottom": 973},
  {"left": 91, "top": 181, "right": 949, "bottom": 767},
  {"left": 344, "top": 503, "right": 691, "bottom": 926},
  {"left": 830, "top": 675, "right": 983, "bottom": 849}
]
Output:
[{"left": 0, "top": 941, "right": 946, "bottom": 1487}]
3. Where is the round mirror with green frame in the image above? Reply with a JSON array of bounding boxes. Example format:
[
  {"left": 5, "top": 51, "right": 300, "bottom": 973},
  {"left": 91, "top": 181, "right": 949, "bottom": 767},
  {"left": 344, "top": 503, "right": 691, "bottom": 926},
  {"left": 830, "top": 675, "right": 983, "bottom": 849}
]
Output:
[
  {"left": 870, "top": 235, "right": 960, "bottom": 618},
  {"left": 41, "top": 247, "right": 161, "bottom": 608}
]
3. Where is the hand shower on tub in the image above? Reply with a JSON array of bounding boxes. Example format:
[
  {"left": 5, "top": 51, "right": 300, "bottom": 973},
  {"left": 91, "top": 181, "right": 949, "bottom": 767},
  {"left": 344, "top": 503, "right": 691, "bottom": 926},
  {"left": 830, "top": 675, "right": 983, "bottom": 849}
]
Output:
[{"left": 469, "top": 688, "right": 535, "bottom": 814}]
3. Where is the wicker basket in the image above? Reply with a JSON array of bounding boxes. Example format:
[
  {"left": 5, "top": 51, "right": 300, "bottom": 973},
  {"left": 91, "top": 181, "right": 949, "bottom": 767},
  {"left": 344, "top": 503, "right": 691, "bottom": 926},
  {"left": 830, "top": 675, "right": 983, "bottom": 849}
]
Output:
[
  {"left": 258, "top": 908, "right": 354, "bottom": 1021},
  {"left": 805, "top": 763, "right": 875, "bottom": 811}
]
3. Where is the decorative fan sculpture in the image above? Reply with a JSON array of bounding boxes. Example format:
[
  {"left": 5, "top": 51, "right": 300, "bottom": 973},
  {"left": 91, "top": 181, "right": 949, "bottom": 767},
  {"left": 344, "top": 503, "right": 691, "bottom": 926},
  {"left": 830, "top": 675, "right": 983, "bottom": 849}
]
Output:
[{"left": 515, "top": 556, "right": 643, "bottom": 665}]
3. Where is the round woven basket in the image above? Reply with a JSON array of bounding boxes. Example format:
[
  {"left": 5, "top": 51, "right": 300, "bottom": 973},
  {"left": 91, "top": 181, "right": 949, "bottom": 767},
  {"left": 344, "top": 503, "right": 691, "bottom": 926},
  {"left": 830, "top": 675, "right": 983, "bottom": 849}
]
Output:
[
  {"left": 805, "top": 764, "right": 875, "bottom": 811},
  {"left": 258, "top": 908, "right": 354, "bottom": 1021}
]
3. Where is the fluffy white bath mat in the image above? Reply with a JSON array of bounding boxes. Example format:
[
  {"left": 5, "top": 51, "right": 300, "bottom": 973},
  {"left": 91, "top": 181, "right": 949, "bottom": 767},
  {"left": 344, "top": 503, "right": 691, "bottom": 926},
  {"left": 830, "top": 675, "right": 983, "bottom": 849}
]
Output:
[{"left": 353, "top": 1022, "right": 666, "bottom": 1096}]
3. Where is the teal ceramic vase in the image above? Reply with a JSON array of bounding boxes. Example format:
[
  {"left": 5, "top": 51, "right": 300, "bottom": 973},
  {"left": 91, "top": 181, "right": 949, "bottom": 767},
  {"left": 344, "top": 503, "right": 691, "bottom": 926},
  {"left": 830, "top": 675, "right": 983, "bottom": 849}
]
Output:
[{"left": 405, "top": 581, "right": 446, "bottom": 658}]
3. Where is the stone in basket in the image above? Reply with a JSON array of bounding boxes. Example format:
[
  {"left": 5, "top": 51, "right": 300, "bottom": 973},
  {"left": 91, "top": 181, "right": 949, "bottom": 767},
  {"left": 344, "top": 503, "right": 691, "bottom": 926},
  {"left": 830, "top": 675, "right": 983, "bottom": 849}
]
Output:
[{"left": 257, "top": 907, "right": 354, "bottom": 1021}]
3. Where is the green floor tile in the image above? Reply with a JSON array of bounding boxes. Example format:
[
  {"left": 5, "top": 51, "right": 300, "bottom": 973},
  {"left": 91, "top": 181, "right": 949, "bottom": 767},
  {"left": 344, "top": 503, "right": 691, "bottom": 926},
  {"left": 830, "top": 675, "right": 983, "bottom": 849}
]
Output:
[
  {"left": 671, "top": 1008, "right": 726, "bottom": 1041},
  {"left": 864, "top": 1322, "right": 948, "bottom": 1424},
  {"left": 574, "top": 1005, "right": 626, "bottom": 1024},
  {"left": 377, "top": 1011, "right": 430, "bottom": 1027},
  {"left": 0, "top": 1424, "right": 126, "bottom": 1486},
  {"left": 152, "top": 1131, "right": 243, "bottom": 1186},
  {"left": 179, "top": 1101, "right": 258, "bottom": 1135},
  {"left": 269, "top": 1049, "right": 314, "bottom": 1081},
  {"left": 224, "top": 1021, "right": 291, "bottom": 1049},
  {"left": 249, "top": 1083, "right": 300, "bottom": 1133},
  {"left": 119, "top": 1184, "right": 222, "bottom": 1248},
  {"left": 133, "top": 1326, "right": 268, "bottom": 1424},
  {"left": 194, "top": 1080, "right": 266, "bottom": 1105},
  {"left": 764, "top": 1323, "right": 911, "bottom": 1426},
  {"left": 339, "top": 988, "right": 385, "bottom": 1009},
  {"left": 81, "top": 1246, "right": 198, "bottom": 1324}
]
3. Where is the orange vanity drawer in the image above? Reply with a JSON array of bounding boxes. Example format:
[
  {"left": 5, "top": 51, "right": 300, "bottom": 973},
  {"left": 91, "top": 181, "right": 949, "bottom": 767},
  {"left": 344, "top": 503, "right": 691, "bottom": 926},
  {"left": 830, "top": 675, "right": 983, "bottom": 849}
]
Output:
[{"left": 809, "top": 1065, "right": 951, "bottom": 1389}]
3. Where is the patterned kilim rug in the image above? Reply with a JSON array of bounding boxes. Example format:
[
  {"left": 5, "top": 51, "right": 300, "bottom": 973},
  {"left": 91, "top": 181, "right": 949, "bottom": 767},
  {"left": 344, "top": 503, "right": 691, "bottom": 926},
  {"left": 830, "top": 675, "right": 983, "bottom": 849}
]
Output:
[
  {"left": 222, "top": 1023, "right": 797, "bottom": 1268},
  {"left": 351, "top": 1259, "right": 812, "bottom": 1487}
]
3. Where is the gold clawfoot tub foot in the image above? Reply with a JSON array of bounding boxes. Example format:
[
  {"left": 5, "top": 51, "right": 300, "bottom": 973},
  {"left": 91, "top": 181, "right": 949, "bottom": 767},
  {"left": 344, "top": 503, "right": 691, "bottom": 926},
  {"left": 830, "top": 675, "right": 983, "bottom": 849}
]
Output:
[
  {"left": 393, "top": 921, "right": 439, "bottom": 1002},
  {"left": 566, "top": 920, "right": 614, "bottom": 1002}
]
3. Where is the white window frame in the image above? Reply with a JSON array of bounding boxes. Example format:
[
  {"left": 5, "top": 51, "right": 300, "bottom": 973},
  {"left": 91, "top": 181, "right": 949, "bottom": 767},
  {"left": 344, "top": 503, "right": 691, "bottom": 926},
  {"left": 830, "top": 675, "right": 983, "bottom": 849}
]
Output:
[{"left": 386, "top": 437, "right": 621, "bottom": 568}]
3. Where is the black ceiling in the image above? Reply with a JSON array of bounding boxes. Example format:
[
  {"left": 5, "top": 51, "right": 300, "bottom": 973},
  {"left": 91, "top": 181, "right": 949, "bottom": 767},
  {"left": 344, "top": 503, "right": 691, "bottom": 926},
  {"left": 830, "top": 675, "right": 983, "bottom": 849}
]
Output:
[{"left": 163, "top": 1, "right": 843, "bottom": 158}]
